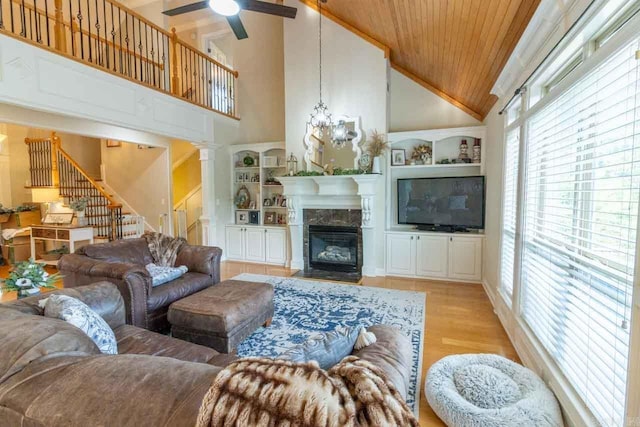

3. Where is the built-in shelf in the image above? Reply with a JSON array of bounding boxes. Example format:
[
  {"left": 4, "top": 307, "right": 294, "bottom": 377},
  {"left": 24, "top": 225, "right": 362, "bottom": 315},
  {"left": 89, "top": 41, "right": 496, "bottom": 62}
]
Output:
[{"left": 235, "top": 166, "right": 261, "bottom": 170}]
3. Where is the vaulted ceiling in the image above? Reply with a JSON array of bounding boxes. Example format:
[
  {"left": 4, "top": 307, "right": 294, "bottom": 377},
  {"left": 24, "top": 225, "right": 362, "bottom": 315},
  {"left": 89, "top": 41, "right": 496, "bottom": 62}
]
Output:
[{"left": 304, "top": 0, "right": 541, "bottom": 120}]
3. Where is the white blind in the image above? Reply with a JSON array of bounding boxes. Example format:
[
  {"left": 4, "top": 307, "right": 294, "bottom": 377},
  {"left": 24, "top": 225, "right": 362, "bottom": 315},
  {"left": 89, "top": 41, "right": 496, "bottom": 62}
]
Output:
[
  {"left": 500, "top": 127, "right": 520, "bottom": 299},
  {"left": 521, "top": 36, "right": 640, "bottom": 426}
]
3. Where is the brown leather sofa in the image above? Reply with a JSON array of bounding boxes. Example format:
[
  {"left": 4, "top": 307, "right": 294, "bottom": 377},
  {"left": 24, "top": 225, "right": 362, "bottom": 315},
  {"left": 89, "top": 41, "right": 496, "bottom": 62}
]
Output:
[
  {"left": 58, "top": 238, "right": 222, "bottom": 331},
  {"left": 0, "top": 283, "right": 413, "bottom": 427}
]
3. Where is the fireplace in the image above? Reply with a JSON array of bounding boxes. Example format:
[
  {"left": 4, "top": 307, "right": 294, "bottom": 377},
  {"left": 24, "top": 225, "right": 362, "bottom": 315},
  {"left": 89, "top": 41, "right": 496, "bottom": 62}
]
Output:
[
  {"left": 309, "top": 225, "right": 358, "bottom": 272},
  {"left": 299, "top": 209, "right": 363, "bottom": 282}
]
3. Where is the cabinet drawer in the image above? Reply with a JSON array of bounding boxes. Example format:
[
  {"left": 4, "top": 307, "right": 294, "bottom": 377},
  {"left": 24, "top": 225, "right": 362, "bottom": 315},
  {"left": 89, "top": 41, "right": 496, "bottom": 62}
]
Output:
[
  {"left": 31, "top": 228, "right": 45, "bottom": 238},
  {"left": 32, "top": 228, "right": 57, "bottom": 239},
  {"left": 57, "top": 230, "right": 70, "bottom": 240}
]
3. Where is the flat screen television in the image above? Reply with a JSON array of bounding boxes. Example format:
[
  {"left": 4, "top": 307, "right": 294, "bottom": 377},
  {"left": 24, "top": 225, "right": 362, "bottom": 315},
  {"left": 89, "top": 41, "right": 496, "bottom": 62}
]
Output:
[{"left": 397, "top": 176, "right": 485, "bottom": 231}]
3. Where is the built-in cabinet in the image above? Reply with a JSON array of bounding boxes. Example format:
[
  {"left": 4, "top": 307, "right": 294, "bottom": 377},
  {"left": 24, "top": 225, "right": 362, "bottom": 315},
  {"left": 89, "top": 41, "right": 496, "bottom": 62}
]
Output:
[
  {"left": 225, "top": 225, "right": 289, "bottom": 266},
  {"left": 385, "top": 231, "right": 483, "bottom": 282}
]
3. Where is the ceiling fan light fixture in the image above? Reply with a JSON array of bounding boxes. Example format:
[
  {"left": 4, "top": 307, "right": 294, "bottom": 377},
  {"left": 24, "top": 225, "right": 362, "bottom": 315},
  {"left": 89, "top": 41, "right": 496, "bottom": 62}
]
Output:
[{"left": 209, "top": 0, "right": 240, "bottom": 16}]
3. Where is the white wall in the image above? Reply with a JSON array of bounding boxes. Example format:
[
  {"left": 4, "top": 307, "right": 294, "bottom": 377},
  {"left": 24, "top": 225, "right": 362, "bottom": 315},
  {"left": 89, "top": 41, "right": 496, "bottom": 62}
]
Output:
[
  {"left": 283, "top": 0, "right": 388, "bottom": 272},
  {"left": 389, "top": 69, "right": 482, "bottom": 132},
  {"left": 101, "top": 141, "right": 172, "bottom": 230}
]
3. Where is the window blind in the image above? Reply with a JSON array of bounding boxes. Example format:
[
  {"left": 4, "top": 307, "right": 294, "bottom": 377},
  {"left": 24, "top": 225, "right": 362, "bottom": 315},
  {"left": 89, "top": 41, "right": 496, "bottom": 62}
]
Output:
[
  {"left": 521, "top": 36, "right": 640, "bottom": 426},
  {"left": 500, "top": 127, "right": 520, "bottom": 300}
]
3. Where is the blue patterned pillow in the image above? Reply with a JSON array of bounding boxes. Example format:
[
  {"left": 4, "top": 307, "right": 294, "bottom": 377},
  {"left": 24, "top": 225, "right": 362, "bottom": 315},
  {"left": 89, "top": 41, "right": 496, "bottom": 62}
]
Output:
[
  {"left": 43, "top": 294, "right": 118, "bottom": 355},
  {"left": 277, "top": 326, "right": 362, "bottom": 369},
  {"left": 145, "top": 263, "right": 189, "bottom": 287}
]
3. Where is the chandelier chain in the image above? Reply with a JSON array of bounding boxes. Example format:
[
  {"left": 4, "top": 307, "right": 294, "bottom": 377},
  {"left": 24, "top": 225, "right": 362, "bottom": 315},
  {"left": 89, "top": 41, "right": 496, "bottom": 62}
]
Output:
[{"left": 318, "top": 0, "right": 322, "bottom": 102}]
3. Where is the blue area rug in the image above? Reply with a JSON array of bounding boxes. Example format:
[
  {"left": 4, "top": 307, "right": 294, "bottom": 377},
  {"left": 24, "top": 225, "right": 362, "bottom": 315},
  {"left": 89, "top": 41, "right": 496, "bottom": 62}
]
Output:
[{"left": 234, "top": 273, "right": 426, "bottom": 413}]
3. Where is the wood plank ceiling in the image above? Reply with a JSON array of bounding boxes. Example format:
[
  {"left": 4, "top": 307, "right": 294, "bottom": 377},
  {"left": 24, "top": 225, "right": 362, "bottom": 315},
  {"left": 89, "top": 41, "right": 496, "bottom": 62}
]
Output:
[{"left": 304, "top": 0, "right": 541, "bottom": 120}]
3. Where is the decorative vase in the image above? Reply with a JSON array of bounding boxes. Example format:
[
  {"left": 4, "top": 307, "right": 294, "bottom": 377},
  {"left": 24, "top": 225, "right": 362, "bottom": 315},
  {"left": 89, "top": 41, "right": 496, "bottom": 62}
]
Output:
[
  {"left": 372, "top": 156, "right": 381, "bottom": 174},
  {"left": 473, "top": 139, "right": 481, "bottom": 163}
]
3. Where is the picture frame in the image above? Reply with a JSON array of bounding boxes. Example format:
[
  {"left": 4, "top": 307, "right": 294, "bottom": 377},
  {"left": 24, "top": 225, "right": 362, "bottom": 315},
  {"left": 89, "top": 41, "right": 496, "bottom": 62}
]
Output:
[
  {"left": 249, "top": 201, "right": 256, "bottom": 210},
  {"left": 264, "top": 212, "right": 276, "bottom": 225},
  {"left": 236, "top": 211, "right": 249, "bottom": 225},
  {"left": 263, "top": 198, "right": 272, "bottom": 207},
  {"left": 263, "top": 156, "right": 278, "bottom": 168},
  {"left": 249, "top": 211, "right": 260, "bottom": 225},
  {"left": 43, "top": 213, "right": 74, "bottom": 225},
  {"left": 391, "top": 149, "right": 406, "bottom": 166}
]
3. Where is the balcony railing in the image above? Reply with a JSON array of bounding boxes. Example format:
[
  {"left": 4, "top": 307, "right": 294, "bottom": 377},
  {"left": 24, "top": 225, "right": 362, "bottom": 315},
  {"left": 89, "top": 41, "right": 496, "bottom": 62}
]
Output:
[{"left": 0, "top": 0, "right": 238, "bottom": 118}]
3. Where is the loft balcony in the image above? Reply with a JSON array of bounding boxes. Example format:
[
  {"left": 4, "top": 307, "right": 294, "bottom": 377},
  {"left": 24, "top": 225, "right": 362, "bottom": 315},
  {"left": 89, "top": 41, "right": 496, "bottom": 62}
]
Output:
[{"left": 0, "top": 0, "right": 239, "bottom": 119}]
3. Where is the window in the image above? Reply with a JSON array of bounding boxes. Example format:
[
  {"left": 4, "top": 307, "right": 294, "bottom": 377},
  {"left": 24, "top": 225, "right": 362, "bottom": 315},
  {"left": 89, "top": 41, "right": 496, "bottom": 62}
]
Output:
[
  {"left": 500, "top": 127, "right": 520, "bottom": 300},
  {"left": 520, "top": 36, "right": 639, "bottom": 425}
]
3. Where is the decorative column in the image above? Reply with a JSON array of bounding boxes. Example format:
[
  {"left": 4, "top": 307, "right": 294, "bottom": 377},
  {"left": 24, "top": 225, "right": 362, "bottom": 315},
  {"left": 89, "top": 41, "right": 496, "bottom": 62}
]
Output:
[
  {"left": 197, "top": 145, "right": 216, "bottom": 246},
  {"left": 353, "top": 175, "right": 379, "bottom": 277},
  {"left": 286, "top": 194, "right": 304, "bottom": 270}
]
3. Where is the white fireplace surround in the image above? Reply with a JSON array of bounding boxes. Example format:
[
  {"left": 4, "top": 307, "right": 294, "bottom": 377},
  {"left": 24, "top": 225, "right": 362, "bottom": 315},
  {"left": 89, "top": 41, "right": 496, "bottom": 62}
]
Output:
[{"left": 279, "top": 175, "right": 381, "bottom": 276}]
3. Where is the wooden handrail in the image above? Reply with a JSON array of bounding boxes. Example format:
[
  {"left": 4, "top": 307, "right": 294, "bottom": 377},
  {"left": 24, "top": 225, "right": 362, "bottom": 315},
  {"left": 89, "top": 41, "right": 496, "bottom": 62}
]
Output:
[{"left": 175, "top": 36, "right": 239, "bottom": 77}]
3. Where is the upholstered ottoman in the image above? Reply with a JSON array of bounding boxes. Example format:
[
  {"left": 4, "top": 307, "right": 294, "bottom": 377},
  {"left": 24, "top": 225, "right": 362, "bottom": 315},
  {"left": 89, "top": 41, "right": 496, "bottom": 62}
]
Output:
[{"left": 168, "top": 280, "right": 274, "bottom": 353}]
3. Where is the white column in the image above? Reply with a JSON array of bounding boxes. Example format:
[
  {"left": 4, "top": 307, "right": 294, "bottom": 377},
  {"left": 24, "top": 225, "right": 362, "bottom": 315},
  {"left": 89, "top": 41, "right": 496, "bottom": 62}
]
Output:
[
  {"left": 286, "top": 195, "right": 304, "bottom": 270},
  {"left": 198, "top": 145, "right": 216, "bottom": 246}
]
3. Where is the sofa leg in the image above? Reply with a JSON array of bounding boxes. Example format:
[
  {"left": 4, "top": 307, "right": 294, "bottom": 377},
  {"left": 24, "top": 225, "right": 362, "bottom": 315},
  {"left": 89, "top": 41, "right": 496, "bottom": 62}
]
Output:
[{"left": 264, "top": 318, "right": 272, "bottom": 327}]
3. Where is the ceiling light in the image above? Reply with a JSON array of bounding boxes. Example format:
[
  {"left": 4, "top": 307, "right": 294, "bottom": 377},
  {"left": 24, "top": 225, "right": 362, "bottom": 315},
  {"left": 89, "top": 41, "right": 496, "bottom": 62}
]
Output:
[{"left": 209, "top": 0, "right": 240, "bottom": 16}]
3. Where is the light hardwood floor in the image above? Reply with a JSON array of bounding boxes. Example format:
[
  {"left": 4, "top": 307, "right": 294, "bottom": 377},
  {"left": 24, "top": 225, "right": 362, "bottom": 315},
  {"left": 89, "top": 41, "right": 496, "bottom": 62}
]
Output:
[{"left": 1, "top": 261, "right": 518, "bottom": 426}]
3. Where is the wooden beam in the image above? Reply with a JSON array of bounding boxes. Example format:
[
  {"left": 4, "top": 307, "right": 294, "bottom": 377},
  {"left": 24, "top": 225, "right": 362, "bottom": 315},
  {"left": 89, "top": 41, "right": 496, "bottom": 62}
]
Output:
[
  {"left": 297, "top": 0, "right": 485, "bottom": 121},
  {"left": 390, "top": 63, "right": 484, "bottom": 121}
]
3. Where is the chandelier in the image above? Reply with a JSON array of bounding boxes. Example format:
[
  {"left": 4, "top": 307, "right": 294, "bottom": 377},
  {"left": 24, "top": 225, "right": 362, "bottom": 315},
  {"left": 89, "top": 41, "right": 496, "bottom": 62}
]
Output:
[{"left": 308, "top": 0, "right": 332, "bottom": 137}]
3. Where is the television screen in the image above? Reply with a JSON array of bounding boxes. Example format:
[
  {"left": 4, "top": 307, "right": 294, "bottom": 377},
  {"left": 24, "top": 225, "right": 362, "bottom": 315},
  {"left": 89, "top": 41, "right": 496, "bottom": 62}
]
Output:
[{"left": 397, "top": 176, "right": 485, "bottom": 229}]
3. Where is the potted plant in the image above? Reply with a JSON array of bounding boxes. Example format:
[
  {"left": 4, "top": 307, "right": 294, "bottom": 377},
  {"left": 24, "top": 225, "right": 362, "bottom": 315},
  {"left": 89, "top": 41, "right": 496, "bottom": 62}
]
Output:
[
  {"left": 0, "top": 204, "right": 11, "bottom": 223},
  {"left": 69, "top": 197, "right": 89, "bottom": 225},
  {"left": 366, "top": 130, "right": 389, "bottom": 174},
  {"left": 1, "top": 260, "right": 61, "bottom": 298}
]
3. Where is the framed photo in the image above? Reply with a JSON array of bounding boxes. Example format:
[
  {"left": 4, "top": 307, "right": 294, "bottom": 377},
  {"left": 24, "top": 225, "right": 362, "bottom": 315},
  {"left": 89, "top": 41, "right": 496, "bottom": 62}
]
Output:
[
  {"left": 106, "top": 140, "right": 121, "bottom": 148},
  {"left": 236, "top": 211, "right": 249, "bottom": 225},
  {"left": 264, "top": 212, "right": 276, "bottom": 225},
  {"left": 249, "top": 211, "right": 260, "bottom": 224},
  {"left": 263, "top": 156, "right": 278, "bottom": 168},
  {"left": 263, "top": 198, "right": 272, "bottom": 207},
  {"left": 249, "top": 201, "right": 257, "bottom": 210},
  {"left": 43, "top": 213, "right": 74, "bottom": 225},
  {"left": 391, "top": 149, "right": 406, "bottom": 166}
]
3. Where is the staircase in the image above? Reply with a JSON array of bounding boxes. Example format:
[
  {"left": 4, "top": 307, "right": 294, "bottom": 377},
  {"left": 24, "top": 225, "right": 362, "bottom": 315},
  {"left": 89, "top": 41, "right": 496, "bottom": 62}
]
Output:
[{"left": 25, "top": 132, "right": 142, "bottom": 241}]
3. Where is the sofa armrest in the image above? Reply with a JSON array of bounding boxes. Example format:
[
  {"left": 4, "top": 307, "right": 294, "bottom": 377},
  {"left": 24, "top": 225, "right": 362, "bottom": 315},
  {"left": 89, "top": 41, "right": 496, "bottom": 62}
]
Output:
[
  {"left": 58, "top": 254, "right": 152, "bottom": 328},
  {"left": 175, "top": 245, "right": 222, "bottom": 284},
  {"left": 351, "top": 325, "right": 413, "bottom": 400},
  {"left": 0, "top": 281, "right": 126, "bottom": 330}
]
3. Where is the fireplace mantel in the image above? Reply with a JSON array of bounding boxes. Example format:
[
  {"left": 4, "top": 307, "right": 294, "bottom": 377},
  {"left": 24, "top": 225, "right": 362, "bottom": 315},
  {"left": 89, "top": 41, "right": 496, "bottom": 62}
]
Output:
[{"left": 279, "top": 174, "right": 381, "bottom": 276}]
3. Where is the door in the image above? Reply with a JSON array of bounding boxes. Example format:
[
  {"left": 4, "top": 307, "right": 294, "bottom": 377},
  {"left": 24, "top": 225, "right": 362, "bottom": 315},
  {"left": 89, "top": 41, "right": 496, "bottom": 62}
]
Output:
[
  {"left": 245, "top": 227, "right": 266, "bottom": 263},
  {"left": 225, "top": 226, "right": 245, "bottom": 261},
  {"left": 448, "top": 236, "right": 483, "bottom": 281},
  {"left": 385, "top": 233, "right": 415, "bottom": 276},
  {"left": 265, "top": 228, "right": 287, "bottom": 265},
  {"left": 415, "top": 235, "right": 448, "bottom": 278}
]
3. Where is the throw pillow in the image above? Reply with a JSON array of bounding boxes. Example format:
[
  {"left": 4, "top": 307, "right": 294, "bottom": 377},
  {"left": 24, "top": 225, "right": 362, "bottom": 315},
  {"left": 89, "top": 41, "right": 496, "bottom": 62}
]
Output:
[
  {"left": 43, "top": 294, "right": 118, "bottom": 355},
  {"left": 277, "top": 326, "right": 362, "bottom": 370},
  {"left": 145, "top": 263, "right": 189, "bottom": 287}
]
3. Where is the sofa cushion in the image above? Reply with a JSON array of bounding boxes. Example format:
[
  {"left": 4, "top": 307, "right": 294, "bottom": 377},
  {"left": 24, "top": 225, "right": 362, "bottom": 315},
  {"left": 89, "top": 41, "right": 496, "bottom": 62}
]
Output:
[
  {"left": 147, "top": 272, "right": 212, "bottom": 312},
  {"left": 0, "top": 308, "right": 100, "bottom": 382},
  {"left": 76, "top": 238, "right": 153, "bottom": 265},
  {"left": 146, "top": 263, "right": 189, "bottom": 287},
  {"left": 115, "top": 324, "right": 218, "bottom": 364},
  {"left": 278, "top": 326, "right": 362, "bottom": 370},
  {"left": 43, "top": 295, "right": 118, "bottom": 355}
]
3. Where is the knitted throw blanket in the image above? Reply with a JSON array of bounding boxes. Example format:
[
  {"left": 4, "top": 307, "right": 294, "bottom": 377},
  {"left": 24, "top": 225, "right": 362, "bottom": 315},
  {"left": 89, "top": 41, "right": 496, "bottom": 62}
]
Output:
[
  {"left": 196, "top": 356, "right": 419, "bottom": 427},
  {"left": 142, "top": 232, "right": 186, "bottom": 267}
]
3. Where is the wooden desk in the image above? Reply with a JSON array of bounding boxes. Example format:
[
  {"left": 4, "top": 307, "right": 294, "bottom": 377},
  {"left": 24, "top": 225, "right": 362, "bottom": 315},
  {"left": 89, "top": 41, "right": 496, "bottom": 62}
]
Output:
[{"left": 30, "top": 225, "right": 94, "bottom": 266}]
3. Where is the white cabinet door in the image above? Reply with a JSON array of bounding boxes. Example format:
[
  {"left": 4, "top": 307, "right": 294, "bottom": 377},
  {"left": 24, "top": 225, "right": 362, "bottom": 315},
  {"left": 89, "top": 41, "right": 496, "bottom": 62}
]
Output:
[
  {"left": 448, "top": 236, "right": 483, "bottom": 281},
  {"left": 245, "top": 228, "right": 266, "bottom": 263},
  {"left": 415, "top": 235, "right": 448, "bottom": 278},
  {"left": 225, "top": 226, "right": 245, "bottom": 261},
  {"left": 265, "top": 228, "right": 287, "bottom": 265},
  {"left": 386, "top": 234, "right": 415, "bottom": 276}
]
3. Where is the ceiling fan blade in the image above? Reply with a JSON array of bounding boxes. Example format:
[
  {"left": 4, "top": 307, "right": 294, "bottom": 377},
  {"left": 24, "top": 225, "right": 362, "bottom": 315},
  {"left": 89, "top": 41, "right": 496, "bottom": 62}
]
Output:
[
  {"left": 227, "top": 15, "right": 249, "bottom": 40},
  {"left": 162, "top": 1, "right": 209, "bottom": 16},
  {"left": 238, "top": 0, "right": 297, "bottom": 19}
]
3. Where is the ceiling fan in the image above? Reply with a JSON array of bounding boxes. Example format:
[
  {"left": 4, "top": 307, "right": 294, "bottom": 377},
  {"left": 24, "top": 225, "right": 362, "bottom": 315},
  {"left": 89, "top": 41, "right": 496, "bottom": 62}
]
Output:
[{"left": 163, "top": 0, "right": 297, "bottom": 40}]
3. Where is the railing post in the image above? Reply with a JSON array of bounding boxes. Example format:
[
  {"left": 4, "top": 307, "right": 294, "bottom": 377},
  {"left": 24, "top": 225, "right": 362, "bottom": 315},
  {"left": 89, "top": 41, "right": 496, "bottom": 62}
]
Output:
[
  {"left": 170, "top": 27, "right": 180, "bottom": 96},
  {"left": 53, "top": 0, "right": 67, "bottom": 53},
  {"left": 50, "top": 132, "right": 61, "bottom": 187}
]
